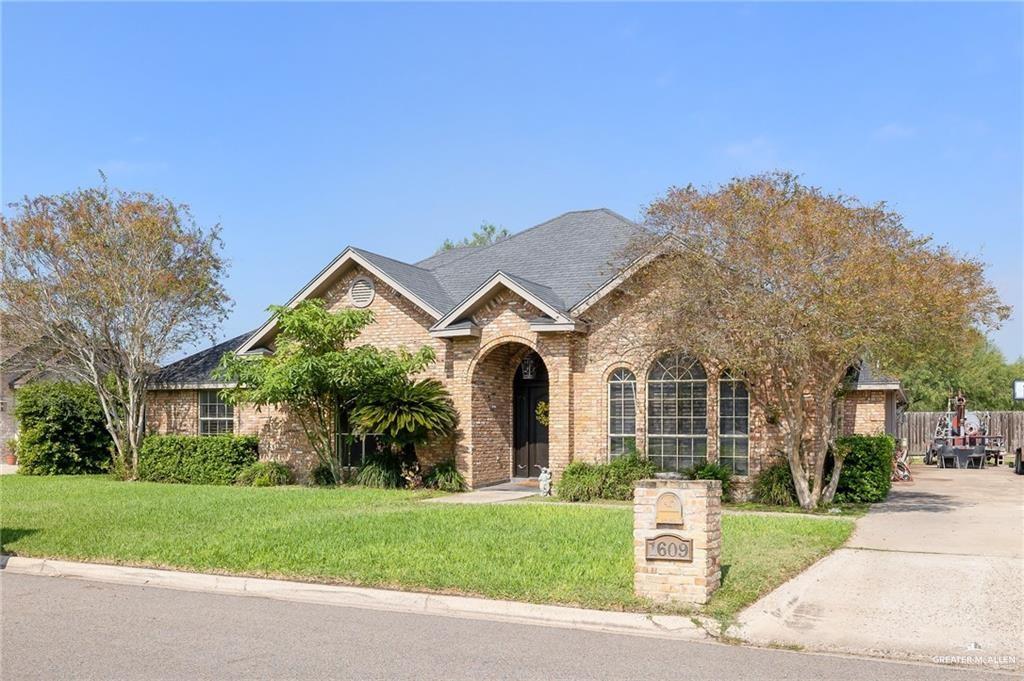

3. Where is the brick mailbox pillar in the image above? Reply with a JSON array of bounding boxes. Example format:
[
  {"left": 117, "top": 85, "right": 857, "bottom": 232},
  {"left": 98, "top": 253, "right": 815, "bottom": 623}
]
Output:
[{"left": 633, "top": 478, "right": 722, "bottom": 605}]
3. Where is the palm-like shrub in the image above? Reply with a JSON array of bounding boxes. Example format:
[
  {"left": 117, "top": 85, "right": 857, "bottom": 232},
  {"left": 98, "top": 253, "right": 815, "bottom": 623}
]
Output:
[
  {"left": 354, "top": 452, "right": 405, "bottom": 488},
  {"left": 350, "top": 379, "right": 456, "bottom": 451}
]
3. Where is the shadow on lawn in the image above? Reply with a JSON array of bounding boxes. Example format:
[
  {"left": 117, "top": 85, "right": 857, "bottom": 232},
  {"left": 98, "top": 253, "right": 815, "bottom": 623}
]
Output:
[{"left": 0, "top": 527, "right": 39, "bottom": 555}]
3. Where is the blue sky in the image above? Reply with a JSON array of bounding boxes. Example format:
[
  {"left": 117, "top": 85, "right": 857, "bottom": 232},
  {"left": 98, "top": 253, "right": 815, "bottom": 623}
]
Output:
[{"left": 3, "top": 2, "right": 1022, "bottom": 361}]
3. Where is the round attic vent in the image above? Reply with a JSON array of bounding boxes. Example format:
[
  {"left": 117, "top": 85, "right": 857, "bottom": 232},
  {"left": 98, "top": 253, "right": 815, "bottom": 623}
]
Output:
[{"left": 349, "top": 277, "right": 375, "bottom": 308}]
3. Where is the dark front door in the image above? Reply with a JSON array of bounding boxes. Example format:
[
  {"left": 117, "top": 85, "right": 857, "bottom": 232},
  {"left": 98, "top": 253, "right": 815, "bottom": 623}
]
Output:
[{"left": 513, "top": 352, "right": 549, "bottom": 477}]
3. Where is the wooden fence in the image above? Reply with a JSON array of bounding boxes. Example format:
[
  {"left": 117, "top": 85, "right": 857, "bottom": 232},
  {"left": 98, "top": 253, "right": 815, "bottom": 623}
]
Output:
[{"left": 897, "top": 411, "right": 1024, "bottom": 458}]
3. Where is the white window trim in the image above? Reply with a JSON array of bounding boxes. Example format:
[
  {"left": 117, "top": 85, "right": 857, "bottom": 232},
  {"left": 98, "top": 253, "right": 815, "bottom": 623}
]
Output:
[
  {"left": 198, "top": 389, "right": 235, "bottom": 436},
  {"left": 718, "top": 375, "right": 750, "bottom": 476},
  {"left": 645, "top": 355, "right": 709, "bottom": 470},
  {"left": 608, "top": 368, "right": 637, "bottom": 460}
]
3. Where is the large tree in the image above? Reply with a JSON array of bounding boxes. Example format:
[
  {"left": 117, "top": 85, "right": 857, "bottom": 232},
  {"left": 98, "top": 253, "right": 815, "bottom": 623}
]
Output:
[
  {"left": 1, "top": 182, "right": 230, "bottom": 477},
  {"left": 216, "top": 300, "right": 454, "bottom": 483},
  {"left": 623, "top": 172, "right": 1009, "bottom": 508}
]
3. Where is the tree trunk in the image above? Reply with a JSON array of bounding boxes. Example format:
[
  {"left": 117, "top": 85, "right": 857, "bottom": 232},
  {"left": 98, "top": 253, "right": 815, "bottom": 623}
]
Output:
[
  {"left": 823, "top": 456, "right": 844, "bottom": 504},
  {"left": 786, "top": 426, "right": 817, "bottom": 509}
]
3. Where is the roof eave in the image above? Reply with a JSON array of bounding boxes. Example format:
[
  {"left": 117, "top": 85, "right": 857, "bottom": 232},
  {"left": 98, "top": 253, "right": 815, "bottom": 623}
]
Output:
[
  {"left": 429, "top": 324, "right": 482, "bottom": 338},
  {"left": 569, "top": 235, "right": 677, "bottom": 316},
  {"left": 529, "top": 320, "right": 588, "bottom": 333},
  {"left": 148, "top": 381, "right": 238, "bottom": 390}
]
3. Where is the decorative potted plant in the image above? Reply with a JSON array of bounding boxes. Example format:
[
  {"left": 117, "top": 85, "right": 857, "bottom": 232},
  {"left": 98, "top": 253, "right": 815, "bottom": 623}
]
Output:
[{"left": 4, "top": 439, "right": 17, "bottom": 466}]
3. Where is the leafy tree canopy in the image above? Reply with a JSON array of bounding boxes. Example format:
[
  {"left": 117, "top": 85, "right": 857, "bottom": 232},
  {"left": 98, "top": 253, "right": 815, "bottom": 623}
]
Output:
[
  {"left": 900, "top": 331, "right": 1024, "bottom": 411},
  {"left": 1, "top": 180, "right": 230, "bottom": 477},
  {"left": 622, "top": 171, "right": 1010, "bottom": 508},
  {"left": 216, "top": 300, "right": 453, "bottom": 481},
  {"left": 438, "top": 222, "right": 510, "bottom": 253}
]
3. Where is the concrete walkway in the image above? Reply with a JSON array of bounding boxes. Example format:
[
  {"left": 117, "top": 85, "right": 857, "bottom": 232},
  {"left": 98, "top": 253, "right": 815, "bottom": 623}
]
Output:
[
  {"left": 422, "top": 479, "right": 539, "bottom": 504},
  {"left": 733, "top": 465, "right": 1024, "bottom": 671},
  {"left": 423, "top": 489, "right": 537, "bottom": 504}
]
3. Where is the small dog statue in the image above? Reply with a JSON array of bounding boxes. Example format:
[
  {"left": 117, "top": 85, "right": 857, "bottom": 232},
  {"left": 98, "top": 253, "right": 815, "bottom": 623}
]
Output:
[{"left": 536, "top": 466, "right": 553, "bottom": 496}]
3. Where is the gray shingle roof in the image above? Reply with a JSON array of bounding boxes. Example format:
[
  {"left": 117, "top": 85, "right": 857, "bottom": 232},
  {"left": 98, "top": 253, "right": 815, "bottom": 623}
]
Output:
[
  {"left": 499, "top": 272, "right": 567, "bottom": 314},
  {"left": 427, "top": 209, "right": 644, "bottom": 310},
  {"left": 853, "top": 361, "right": 901, "bottom": 389},
  {"left": 414, "top": 245, "right": 485, "bottom": 270},
  {"left": 150, "top": 332, "right": 252, "bottom": 386},
  {"left": 160, "top": 208, "right": 646, "bottom": 374},
  {"left": 347, "top": 208, "right": 642, "bottom": 321},
  {"left": 350, "top": 248, "right": 455, "bottom": 314}
]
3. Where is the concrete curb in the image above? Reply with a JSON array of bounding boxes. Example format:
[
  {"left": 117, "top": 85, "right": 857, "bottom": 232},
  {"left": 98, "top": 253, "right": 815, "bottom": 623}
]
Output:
[{"left": 0, "top": 555, "right": 707, "bottom": 642}]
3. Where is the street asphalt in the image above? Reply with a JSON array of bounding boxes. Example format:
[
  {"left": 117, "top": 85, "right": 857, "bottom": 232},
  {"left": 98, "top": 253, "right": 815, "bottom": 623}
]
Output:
[{"left": 0, "top": 572, "right": 1011, "bottom": 680}]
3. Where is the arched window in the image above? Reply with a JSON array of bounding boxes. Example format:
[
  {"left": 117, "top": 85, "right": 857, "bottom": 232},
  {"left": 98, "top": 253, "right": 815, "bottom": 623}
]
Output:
[
  {"left": 608, "top": 368, "right": 637, "bottom": 458},
  {"left": 647, "top": 354, "right": 708, "bottom": 472},
  {"left": 718, "top": 371, "right": 750, "bottom": 475}
]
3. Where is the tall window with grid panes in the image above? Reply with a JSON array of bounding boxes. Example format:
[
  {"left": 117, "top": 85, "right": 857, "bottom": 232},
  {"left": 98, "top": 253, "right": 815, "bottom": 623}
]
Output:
[
  {"left": 717, "top": 372, "right": 749, "bottom": 475},
  {"left": 646, "top": 354, "right": 707, "bottom": 472},
  {"left": 607, "top": 368, "right": 636, "bottom": 458}
]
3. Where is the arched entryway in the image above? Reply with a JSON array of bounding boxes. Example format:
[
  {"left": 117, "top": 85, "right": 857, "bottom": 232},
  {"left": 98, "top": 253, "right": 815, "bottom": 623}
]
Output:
[
  {"left": 513, "top": 351, "right": 549, "bottom": 477},
  {"left": 468, "top": 341, "right": 555, "bottom": 487}
]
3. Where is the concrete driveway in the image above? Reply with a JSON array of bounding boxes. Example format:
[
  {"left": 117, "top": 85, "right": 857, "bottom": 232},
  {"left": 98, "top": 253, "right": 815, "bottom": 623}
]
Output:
[{"left": 734, "top": 465, "right": 1023, "bottom": 671}]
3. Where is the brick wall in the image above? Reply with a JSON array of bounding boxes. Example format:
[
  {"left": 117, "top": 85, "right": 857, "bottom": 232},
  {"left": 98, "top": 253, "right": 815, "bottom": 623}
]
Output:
[
  {"left": 842, "top": 390, "right": 887, "bottom": 436},
  {"left": 146, "top": 265, "right": 886, "bottom": 490},
  {"left": 573, "top": 289, "right": 772, "bottom": 498}
]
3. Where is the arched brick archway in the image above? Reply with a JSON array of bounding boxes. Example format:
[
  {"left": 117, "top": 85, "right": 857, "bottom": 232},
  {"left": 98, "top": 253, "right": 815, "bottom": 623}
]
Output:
[{"left": 469, "top": 340, "right": 539, "bottom": 487}]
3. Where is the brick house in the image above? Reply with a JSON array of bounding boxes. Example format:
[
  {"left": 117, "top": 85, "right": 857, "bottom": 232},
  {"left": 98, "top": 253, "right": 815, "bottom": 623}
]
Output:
[
  {"left": 1, "top": 339, "right": 78, "bottom": 445},
  {"left": 146, "top": 208, "right": 903, "bottom": 490}
]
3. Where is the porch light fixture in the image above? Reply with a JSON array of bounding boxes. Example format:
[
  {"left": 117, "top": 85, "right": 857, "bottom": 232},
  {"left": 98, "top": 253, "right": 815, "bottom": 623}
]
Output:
[{"left": 520, "top": 354, "right": 537, "bottom": 380}]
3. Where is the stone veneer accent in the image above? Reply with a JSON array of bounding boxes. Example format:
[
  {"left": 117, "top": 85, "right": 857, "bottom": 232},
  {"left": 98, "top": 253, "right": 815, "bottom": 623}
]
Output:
[
  {"left": 633, "top": 479, "right": 721, "bottom": 605},
  {"left": 146, "top": 264, "right": 894, "bottom": 488}
]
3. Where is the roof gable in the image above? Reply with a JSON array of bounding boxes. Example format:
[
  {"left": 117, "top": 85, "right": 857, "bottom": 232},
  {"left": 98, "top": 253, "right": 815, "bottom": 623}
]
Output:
[
  {"left": 427, "top": 209, "right": 645, "bottom": 310},
  {"left": 431, "top": 271, "right": 573, "bottom": 333}
]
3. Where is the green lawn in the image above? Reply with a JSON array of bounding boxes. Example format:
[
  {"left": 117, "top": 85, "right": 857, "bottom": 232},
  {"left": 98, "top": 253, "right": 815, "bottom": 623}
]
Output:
[{"left": 0, "top": 476, "right": 853, "bottom": 619}]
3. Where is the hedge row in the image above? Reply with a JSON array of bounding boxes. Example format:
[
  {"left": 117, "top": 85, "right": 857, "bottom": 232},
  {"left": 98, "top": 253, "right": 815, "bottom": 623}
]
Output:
[
  {"left": 138, "top": 435, "right": 259, "bottom": 485},
  {"left": 14, "top": 382, "right": 112, "bottom": 475}
]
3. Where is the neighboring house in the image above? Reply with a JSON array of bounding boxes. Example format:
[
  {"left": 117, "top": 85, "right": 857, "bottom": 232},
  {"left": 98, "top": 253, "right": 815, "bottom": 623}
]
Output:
[
  {"left": 842, "top": 361, "right": 907, "bottom": 438},
  {"left": 146, "top": 208, "right": 903, "bottom": 491},
  {"left": 0, "top": 341, "right": 78, "bottom": 444}
]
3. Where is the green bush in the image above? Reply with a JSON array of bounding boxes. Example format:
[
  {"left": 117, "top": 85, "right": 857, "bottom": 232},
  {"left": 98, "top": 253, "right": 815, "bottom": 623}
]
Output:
[
  {"left": 683, "top": 461, "right": 735, "bottom": 502},
  {"left": 752, "top": 461, "right": 797, "bottom": 506},
  {"left": 235, "top": 461, "right": 293, "bottom": 487},
  {"left": 558, "top": 453, "right": 660, "bottom": 502},
  {"left": 557, "top": 461, "right": 606, "bottom": 502},
  {"left": 602, "top": 453, "right": 657, "bottom": 500},
  {"left": 354, "top": 452, "right": 405, "bottom": 489},
  {"left": 138, "top": 435, "right": 258, "bottom": 485},
  {"left": 424, "top": 459, "right": 466, "bottom": 492},
  {"left": 310, "top": 463, "right": 336, "bottom": 486},
  {"left": 14, "top": 382, "right": 112, "bottom": 475},
  {"left": 834, "top": 435, "right": 894, "bottom": 503}
]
